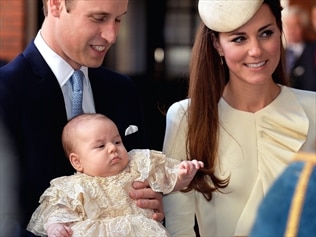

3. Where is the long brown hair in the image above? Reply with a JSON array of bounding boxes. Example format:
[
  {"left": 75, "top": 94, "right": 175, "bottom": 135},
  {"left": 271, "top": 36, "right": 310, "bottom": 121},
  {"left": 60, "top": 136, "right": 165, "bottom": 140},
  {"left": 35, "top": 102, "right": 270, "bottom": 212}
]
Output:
[{"left": 183, "top": 0, "right": 288, "bottom": 201}]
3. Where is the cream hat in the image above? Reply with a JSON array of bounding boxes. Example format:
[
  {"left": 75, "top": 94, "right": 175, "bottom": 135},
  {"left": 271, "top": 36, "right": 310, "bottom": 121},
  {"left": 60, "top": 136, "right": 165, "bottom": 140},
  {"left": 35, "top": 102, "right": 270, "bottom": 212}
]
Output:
[{"left": 198, "top": 0, "right": 264, "bottom": 32}]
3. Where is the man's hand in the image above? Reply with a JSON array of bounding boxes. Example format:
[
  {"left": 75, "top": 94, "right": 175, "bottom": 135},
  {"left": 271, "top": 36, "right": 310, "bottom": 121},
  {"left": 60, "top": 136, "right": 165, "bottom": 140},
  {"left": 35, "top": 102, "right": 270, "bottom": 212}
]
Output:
[
  {"left": 46, "top": 223, "right": 73, "bottom": 237},
  {"left": 129, "top": 180, "right": 164, "bottom": 222}
]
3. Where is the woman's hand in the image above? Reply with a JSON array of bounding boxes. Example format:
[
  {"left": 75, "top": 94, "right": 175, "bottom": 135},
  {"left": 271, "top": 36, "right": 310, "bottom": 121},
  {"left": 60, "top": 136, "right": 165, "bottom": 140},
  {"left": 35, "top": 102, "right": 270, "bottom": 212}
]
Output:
[{"left": 129, "top": 180, "right": 165, "bottom": 222}]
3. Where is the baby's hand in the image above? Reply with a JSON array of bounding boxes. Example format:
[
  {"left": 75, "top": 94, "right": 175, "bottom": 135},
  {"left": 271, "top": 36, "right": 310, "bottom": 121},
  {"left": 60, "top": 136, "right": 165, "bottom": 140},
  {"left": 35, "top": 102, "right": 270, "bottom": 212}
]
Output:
[
  {"left": 173, "top": 159, "right": 204, "bottom": 191},
  {"left": 180, "top": 159, "right": 204, "bottom": 175},
  {"left": 47, "top": 223, "right": 73, "bottom": 237}
]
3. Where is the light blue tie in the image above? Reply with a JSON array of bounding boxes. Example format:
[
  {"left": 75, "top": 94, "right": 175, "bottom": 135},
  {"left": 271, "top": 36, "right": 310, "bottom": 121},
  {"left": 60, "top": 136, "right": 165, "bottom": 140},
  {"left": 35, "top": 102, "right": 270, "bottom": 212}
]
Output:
[{"left": 70, "top": 70, "right": 84, "bottom": 118}]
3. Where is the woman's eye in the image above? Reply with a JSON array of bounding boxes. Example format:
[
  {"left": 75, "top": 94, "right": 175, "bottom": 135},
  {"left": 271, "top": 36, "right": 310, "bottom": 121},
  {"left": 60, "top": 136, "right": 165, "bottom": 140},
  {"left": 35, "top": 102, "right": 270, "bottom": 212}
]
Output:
[
  {"left": 261, "top": 30, "right": 273, "bottom": 38},
  {"left": 232, "top": 36, "right": 246, "bottom": 43}
]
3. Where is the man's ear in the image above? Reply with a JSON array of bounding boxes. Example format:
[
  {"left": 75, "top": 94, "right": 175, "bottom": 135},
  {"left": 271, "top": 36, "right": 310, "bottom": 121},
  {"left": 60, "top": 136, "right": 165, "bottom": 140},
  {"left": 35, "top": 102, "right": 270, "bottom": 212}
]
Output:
[
  {"left": 69, "top": 153, "right": 83, "bottom": 172},
  {"left": 48, "top": 0, "right": 63, "bottom": 17}
]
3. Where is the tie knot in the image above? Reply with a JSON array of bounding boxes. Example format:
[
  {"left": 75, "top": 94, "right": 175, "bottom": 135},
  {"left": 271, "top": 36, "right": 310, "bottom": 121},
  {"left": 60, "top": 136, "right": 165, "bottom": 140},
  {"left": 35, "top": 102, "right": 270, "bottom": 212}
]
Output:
[{"left": 71, "top": 70, "right": 84, "bottom": 92}]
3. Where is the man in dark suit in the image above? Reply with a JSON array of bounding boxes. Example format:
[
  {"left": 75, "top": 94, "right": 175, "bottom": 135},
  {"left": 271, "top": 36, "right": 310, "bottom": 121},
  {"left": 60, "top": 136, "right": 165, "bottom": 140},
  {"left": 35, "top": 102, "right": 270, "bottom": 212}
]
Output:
[
  {"left": 284, "top": 5, "right": 316, "bottom": 92},
  {"left": 0, "top": 1, "right": 163, "bottom": 236}
]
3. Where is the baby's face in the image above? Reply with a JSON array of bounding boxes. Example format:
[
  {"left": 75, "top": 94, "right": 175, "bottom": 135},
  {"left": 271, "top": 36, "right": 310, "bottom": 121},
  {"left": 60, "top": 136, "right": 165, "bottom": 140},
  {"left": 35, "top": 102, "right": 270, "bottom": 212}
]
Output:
[{"left": 74, "top": 118, "right": 129, "bottom": 177}]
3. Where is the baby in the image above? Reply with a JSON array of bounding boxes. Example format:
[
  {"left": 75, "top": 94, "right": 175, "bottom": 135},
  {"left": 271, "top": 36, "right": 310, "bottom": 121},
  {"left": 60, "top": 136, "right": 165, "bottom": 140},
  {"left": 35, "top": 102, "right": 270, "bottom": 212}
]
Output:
[{"left": 27, "top": 113, "right": 203, "bottom": 237}]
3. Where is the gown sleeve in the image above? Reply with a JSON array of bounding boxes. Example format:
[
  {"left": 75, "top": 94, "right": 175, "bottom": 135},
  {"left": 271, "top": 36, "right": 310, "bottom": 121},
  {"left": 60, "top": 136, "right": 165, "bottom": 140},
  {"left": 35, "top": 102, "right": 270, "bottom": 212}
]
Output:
[
  {"left": 27, "top": 176, "right": 84, "bottom": 236},
  {"left": 129, "top": 149, "right": 180, "bottom": 194},
  {"left": 162, "top": 100, "right": 197, "bottom": 236}
]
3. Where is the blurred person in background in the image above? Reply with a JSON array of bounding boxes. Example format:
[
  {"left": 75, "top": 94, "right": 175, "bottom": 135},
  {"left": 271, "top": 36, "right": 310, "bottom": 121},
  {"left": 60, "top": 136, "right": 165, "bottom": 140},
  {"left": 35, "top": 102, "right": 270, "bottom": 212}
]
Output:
[
  {"left": 0, "top": 120, "right": 19, "bottom": 236},
  {"left": 311, "top": 4, "right": 316, "bottom": 32},
  {"left": 283, "top": 5, "right": 316, "bottom": 91}
]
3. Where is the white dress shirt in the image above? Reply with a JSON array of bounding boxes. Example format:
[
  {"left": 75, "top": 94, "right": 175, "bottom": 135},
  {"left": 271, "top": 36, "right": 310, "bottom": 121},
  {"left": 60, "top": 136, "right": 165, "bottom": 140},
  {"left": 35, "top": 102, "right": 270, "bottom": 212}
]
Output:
[{"left": 34, "top": 31, "right": 96, "bottom": 120}]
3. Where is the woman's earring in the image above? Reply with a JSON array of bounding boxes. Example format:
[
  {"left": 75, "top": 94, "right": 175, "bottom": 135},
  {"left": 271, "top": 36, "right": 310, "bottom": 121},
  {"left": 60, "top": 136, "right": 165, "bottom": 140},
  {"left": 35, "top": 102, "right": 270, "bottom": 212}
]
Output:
[{"left": 220, "top": 55, "right": 224, "bottom": 65}]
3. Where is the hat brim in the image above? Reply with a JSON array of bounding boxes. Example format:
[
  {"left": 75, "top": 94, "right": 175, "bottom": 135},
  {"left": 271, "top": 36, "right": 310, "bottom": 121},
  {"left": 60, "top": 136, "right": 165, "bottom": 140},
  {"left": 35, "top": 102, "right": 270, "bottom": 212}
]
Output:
[{"left": 198, "top": 0, "right": 264, "bottom": 32}]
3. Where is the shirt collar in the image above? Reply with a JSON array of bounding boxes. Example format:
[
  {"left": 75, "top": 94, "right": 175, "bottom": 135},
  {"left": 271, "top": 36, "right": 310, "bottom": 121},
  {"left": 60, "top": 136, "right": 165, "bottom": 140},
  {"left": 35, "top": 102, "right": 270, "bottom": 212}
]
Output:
[{"left": 34, "top": 30, "right": 88, "bottom": 86}]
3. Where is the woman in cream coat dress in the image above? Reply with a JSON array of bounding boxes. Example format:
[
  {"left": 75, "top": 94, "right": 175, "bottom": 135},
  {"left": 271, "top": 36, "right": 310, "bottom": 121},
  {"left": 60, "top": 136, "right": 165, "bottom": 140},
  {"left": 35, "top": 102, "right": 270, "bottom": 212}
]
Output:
[{"left": 162, "top": 0, "right": 316, "bottom": 236}]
